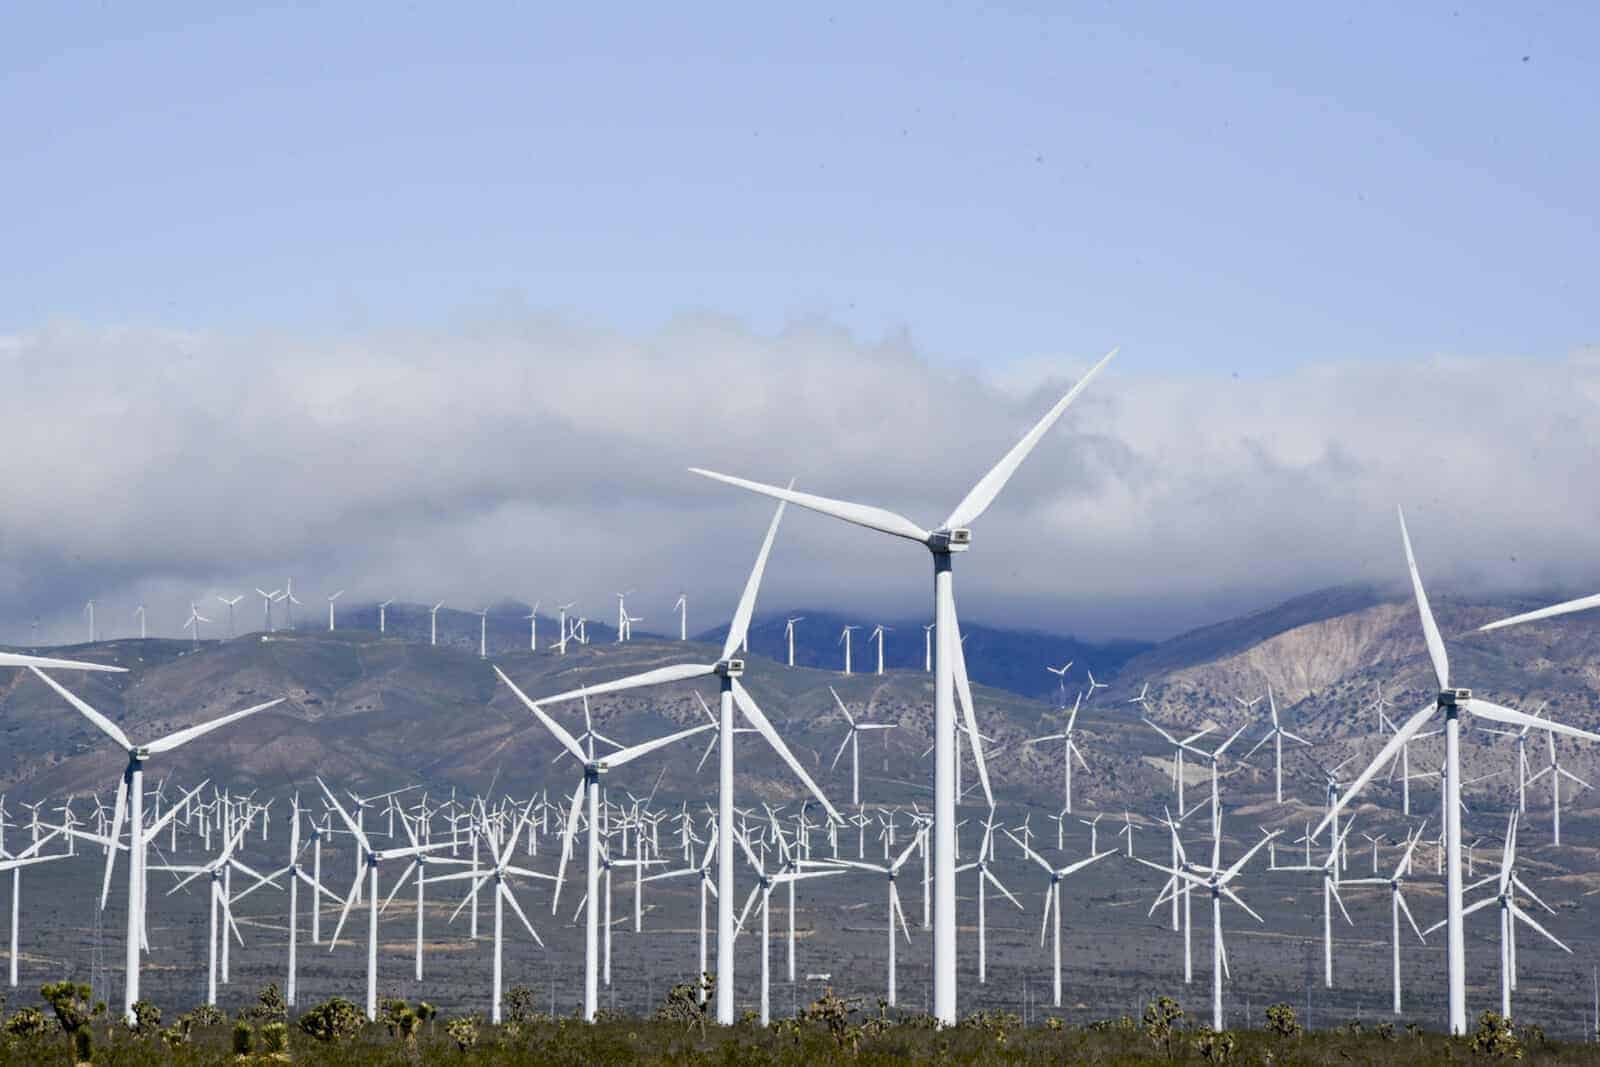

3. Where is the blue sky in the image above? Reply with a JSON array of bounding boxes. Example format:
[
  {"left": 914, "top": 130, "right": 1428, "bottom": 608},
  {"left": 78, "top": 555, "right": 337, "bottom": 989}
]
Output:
[{"left": 5, "top": 3, "right": 1593, "bottom": 375}]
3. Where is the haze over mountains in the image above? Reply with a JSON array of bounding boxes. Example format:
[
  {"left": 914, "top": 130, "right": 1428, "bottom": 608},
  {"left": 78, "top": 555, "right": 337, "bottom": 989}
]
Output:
[{"left": 4, "top": 583, "right": 1599, "bottom": 829}]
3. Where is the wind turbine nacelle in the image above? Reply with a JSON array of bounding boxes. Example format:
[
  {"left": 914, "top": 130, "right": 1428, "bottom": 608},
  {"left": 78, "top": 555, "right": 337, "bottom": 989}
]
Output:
[
  {"left": 1438, "top": 688, "right": 1471, "bottom": 707},
  {"left": 929, "top": 528, "right": 972, "bottom": 553},
  {"left": 716, "top": 658, "right": 746, "bottom": 677}
]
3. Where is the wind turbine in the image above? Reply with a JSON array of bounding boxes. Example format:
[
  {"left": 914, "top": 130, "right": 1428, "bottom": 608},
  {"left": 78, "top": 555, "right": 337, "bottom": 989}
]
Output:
[
  {"left": 783, "top": 617, "right": 802, "bottom": 666},
  {"left": 1007, "top": 829, "right": 1113, "bottom": 1006},
  {"left": 1241, "top": 685, "right": 1311, "bottom": 804},
  {"left": 432, "top": 807, "right": 551, "bottom": 1023},
  {"left": 1279, "top": 817, "right": 1360, "bottom": 989},
  {"left": 0, "top": 829, "right": 69, "bottom": 989},
  {"left": 1315, "top": 507, "right": 1600, "bottom": 1035},
  {"left": 688, "top": 348, "right": 1117, "bottom": 1022},
  {"left": 731, "top": 828, "right": 841, "bottom": 1025},
  {"left": 869, "top": 625, "right": 891, "bottom": 675},
  {"left": 319, "top": 779, "right": 451, "bottom": 1021},
  {"left": 501, "top": 493, "right": 840, "bottom": 1025},
  {"left": 216, "top": 595, "right": 244, "bottom": 639},
  {"left": 923, "top": 623, "right": 935, "bottom": 672},
  {"left": 282, "top": 579, "right": 302, "bottom": 629},
  {"left": 829, "top": 687, "right": 897, "bottom": 807},
  {"left": 615, "top": 592, "right": 634, "bottom": 642},
  {"left": 674, "top": 594, "right": 688, "bottom": 641},
  {"left": 476, "top": 608, "right": 490, "bottom": 659},
  {"left": 551, "top": 602, "right": 575, "bottom": 654},
  {"left": 497, "top": 680, "right": 712, "bottom": 1022},
  {"left": 838, "top": 625, "right": 858, "bottom": 675},
  {"left": 85, "top": 600, "right": 96, "bottom": 643},
  {"left": 29, "top": 670, "right": 281, "bottom": 1023},
  {"left": 232, "top": 795, "right": 342, "bottom": 1005},
  {"left": 182, "top": 604, "right": 210, "bottom": 646},
  {"left": 818, "top": 828, "right": 923, "bottom": 1006},
  {"left": 326, "top": 591, "right": 344, "bottom": 632},
  {"left": 1529, "top": 723, "right": 1591, "bottom": 846},
  {"left": 1139, "top": 817, "right": 1278, "bottom": 1031},
  {"left": 256, "top": 588, "right": 280, "bottom": 633},
  {"left": 1045, "top": 661, "right": 1073, "bottom": 707},
  {"left": 524, "top": 601, "right": 540, "bottom": 651},
  {"left": 134, "top": 605, "right": 147, "bottom": 640},
  {"left": 957, "top": 817, "right": 1022, "bottom": 985},
  {"left": 1339, "top": 821, "right": 1429, "bottom": 1014},
  {"left": 378, "top": 599, "right": 394, "bottom": 634},
  {"left": 1026, "top": 692, "right": 1090, "bottom": 813},
  {"left": 429, "top": 602, "right": 444, "bottom": 647},
  {"left": 643, "top": 825, "right": 720, "bottom": 1004}
]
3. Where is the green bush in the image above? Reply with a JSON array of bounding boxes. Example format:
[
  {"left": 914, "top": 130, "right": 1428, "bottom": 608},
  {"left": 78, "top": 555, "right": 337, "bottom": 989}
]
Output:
[
  {"left": 1193, "top": 1025, "right": 1237, "bottom": 1064},
  {"left": 39, "top": 980, "right": 96, "bottom": 1036},
  {"left": 1143, "top": 996, "right": 1185, "bottom": 1058},
  {"left": 2, "top": 1007, "right": 49, "bottom": 1039},
  {"left": 127, "top": 998, "right": 161, "bottom": 1037},
  {"left": 1265, "top": 1003, "right": 1302, "bottom": 1038},
  {"left": 261, "top": 1021, "right": 289, "bottom": 1053},
  {"left": 297, "top": 996, "right": 366, "bottom": 1044},
  {"left": 232, "top": 1020, "right": 254, "bottom": 1055},
  {"left": 1471, "top": 1010, "right": 1524, "bottom": 1059},
  {"left": 186, "top": 1003, "right": 228, "bottom": 1028},
  {"left": 248, "top": 982, "right": 288, "bottom": 1022},
  {"left": 445, "top": 1013, "right": 480, "bottom": 1052}
]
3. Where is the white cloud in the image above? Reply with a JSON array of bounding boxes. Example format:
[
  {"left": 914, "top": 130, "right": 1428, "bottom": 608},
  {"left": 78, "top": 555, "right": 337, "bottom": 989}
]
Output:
[{"left": 3, "top": 317, "right": 1598, "bottom": 645}]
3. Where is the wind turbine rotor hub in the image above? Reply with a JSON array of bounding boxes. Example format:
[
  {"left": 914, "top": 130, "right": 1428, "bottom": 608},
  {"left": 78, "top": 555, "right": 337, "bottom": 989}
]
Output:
[
  {"left": 715, "top": 659, "right": 745, "bottom": 678},
  {"left": 928, "top": 529, "right": 972, "bottom": 554},
  {"left": 1437, "top": 688, "right": 1471, "bottom": 707}
]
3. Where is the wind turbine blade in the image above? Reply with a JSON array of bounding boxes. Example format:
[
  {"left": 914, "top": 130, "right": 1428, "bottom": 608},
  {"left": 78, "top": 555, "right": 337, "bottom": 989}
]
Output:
[
  {"left": 1313, "top": 703, "right": 1436, "bottom": 840},
  {"left": 1222, "top": 885, "right": 1265, "bottom": 925},
  {"left": 447, "top": 873, "right": 494, "bottom": 924},
  {"left": 984, "top": 868, "right": 1024, "bottom": 910},
  {"left": 493, "top": 668, "right": 589, "bottom": 762},
  {"left": 1329, "top": 881, "right": 1354, "bottom": 926},
  {"left": 1058, "top": 850, "right": 1116, "bottom": 878},
  {"left": 609, "top": 723, "right": 714, "bottom": 770},
  {"left": 1002, "top": 829, "right": 1054, "bottom": 875},
  {"left": 552, "top": 778, "right": 585, "bottom": 911},
  {"left": 145, "top": 698, "right": 284, "bottom": 754},
  {"left": 731, "top": 681, "right": 843, "bottom": 824},
  {"left": 526, "top": 663, "right": 718, "bottom": 709},
  {"left": 1509, "top": 901, "right": 1571, "bottom": 953},
  {"left": 1468, "top": 699, "right": 1600, "bottom": 743},
  {"left": 1479, "top": 591, "right": 1600, "bottom": 632},
  {"left": 943, "top": 347, "right": 1117, "bottom": 529},
  {"left": 734, "top": 884, "right": 761, "bottom": 938},
  {"left": 316, "top": 779, "right": 368, "bottom": 852},
  {"left": 695, "top": 732, "right": 718, "bottom": 774},
  {"left": 1, "top": 652, "right": 124, "bottom": 673},
  {"left": 689, "top": 468, "right": 931, "bottom": 544},
  {"left": 891, "top": 882, "right": 912, "bottom": 943},
  {"left": 949, "top": 607, "right": 993, "bottom": 808},
  {"left": 1222, "top": 833, "right": 1278, "bottom": 883},
  {"left": 1397, "top": 506, "right": 1450, "bottom": 690},
  {"left": 28, "top": 668, "right": 133, "bottom": 749},
  {"left": 100, "top": 777, "right": 127, "bottom": 909},
  {"left": 380, "top": 861, "right": 418, "bottom": 913},
  {"left": 326, "top": 873, "right": 364, "bottom": 950},
  {"left": 147, "top": 781, "right": 209, "bottom": 839},
  {"left": 722, "top": 492, "right": 788, "bottom": 661},
  {"left": 830, "top": 730, "right": 854, "bottom": 773},
  {"left": 1396, "top": 890, "right": 1426, "bottom": 942},
  {"left": 501, "top": 883, "right": 543, "bottom": 946}
]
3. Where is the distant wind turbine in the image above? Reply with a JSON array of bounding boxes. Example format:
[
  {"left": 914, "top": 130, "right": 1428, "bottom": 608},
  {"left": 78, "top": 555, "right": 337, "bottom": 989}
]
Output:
[
  {"left": 326, "top": 591, "right": 344, "bottom": 632},
  {"left": 784, "top": 617, "right": 803, "bottom": 667},
  {"left": 378, "top": 599, "right": 394, "bottom": 634},
  {"left": 216, "top": 595, "right": 244, "bottom": 639}
]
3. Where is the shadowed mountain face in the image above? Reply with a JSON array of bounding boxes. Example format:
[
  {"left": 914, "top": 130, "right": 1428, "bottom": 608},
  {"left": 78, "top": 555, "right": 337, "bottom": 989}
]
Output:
[{"left": 2, "top": 584, "right": 1598, "bottom": 829}]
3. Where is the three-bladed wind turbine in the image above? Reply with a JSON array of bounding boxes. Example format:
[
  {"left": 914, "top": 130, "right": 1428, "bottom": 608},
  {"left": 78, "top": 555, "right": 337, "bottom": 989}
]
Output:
[
  {"left": 319, "top": 778, "right": 452, "bottom": 1021},
  {"left": 0, "top": 829, "right": 69, "bottom": 989},
  {"left": 1316, "top": 507, "right": 1600, "bottom": 1035},
  {"left": 429, "top": 602, "right": 445, "bottom": 647},
  {"left": 1528, "top": 720, "right": 1591, "bottom": 846},
  {"left": 552, "top": 602, "right": 575, "bottom": 654},
  {"left": 183, "top": 603, "right": 210, "bottom": 646},
  {"left": 688, "top": 346, "right": 1116, "bottom": 1022},
  {"left": 216, "top": 595, "right": 243, "bottom": 639},
  {"left": 1339, "top": 821, "right": 1429, "bottom": 1014},
  {"left": 1139, "top": 816, "right": 1278, "bottom": 1031},
  {"left": 1241, "top": 685, "right": 1311, "bottom": 804},
  {"left": 1278, "top": 817, "right": 1360, "bottom": 989},
  {"left": 837, "top": 625, "right": 858, "bottom": 675},
  {"left": 256, "top": 588, "right": 280, "bottom": 632},
  {"left": 1026, "top": 692, "right": 1090, "bottom": 813},
  {"left": 1045, "top": 660, "right": 1073, "bottom": 707},
  {"left": 134, "top": 604, "right": 147, "bottom": 640},
  {"left": 476, "top": 608, "right": 490, "bottom": 658},
  {"left": 957, "top": 817, "right": 1022, "bottom": 985},
  {"left": 499, "top": 493, "right": 842, "bottom": 1026},
  {"left": 1008, "top": 829, "right": 1113, "bottom": 1006},
  {"left": 282, "top": 579, "right": 302, "bottom": 629},
  {"left": 923, "top": 623, "right": 935, "bottom": 672},
  {"left": 615, "top": 592, "right": 635, "bottom": 642},
  {"left": 674, "top": 594, "right": 688, "bottom": 641},
  {"left": 869, "top": 625, "right": 891, "bottom": 675},
  {"left": 731, "top": 828, "right": 841, "bottom": 1025},
  {"left": 829, "top": 687, "right": 897, "bottom": 807},
  {"left": 232, "top": 794, "right": 342, "bottom": 1005},
  {"left": 378, "top": 599, "right": 394, "bottom": 634},
  {"left": 643, "top": 824, "right": 720, "bottom": 1004},
  {"left": 784, "top": 616, "right": 802, "bottom": 666},
  {"left": 29, "top": 669, "right": 280, "bottom": 1022},
  {"left": 431, "top": 806, "right": 551, "bottom": 1023},
  {"left": 326, "top": 591, "right": 344, "bottom": 631},
  {"left": 497, "top": 679, "right": 713, "bottom": 1022},
  {"left": 85, "top": 600, "right": 96, "bottom": 643},
  {"left": 818, "top": 827, "right": 923, "bottom": 1006},
  {"left": 1144, "top": 718, "right": 1245, "bottom": 835},
  {"left": 523, "top": 601, "right": 540, "bottom": 651}
]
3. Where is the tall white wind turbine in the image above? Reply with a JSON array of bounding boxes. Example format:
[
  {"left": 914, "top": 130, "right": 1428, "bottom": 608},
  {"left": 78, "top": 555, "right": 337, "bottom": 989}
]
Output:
[
  {"left": 1241, "top": 685, "right": 1311, "bottom": 804},
  {"left": 183, "top": 603, "right": 210, "bottom": 646},
  {"left": 499, "top": 494, "right": 842, "bottom": 1026},
  {"left": 494, "top": 681, "right": 711, "bottom": 1022},
  {"left": 829, "top": 687, "right": 897, "bottom": 807},
  {"left": 524, "top": 601, "right": 540, "bottom": 651},
  {"left": 689, "top": 347, "right": 1115, "bottom": 1023},
  {"left": 30, "top": 667, "right": 280, "bottom": 1022},
  {"left": 816, "top": 829, "right": 923, "bottom": 1006},
  {"left": 1026, "top": 692, "right": 1090, "bottom": 813},
  {"left": 326, "top": 591, "right": 344, "bottom": 632},
  {"left": 1340, "top": 821, "right": 1429, "bottom": 1014},
  {"left": 85, "top": 600, "right": 96, "bottom": 643},
  {"left": 476, "top": 608, "right": 489, "bottom": 659},
  {"left": 430, "top": 602, "right": 444, "bottom": 647},
  {"left": 134, "top": 605, "right": 147, "bottom": 640},
  {"left": 256, "top": 588, "right": 280, "bottom": 633},
  {"left": 675, "top": 594, "right": 688, "bottom": 641},
  {"left": 216, "top": 595, "right": 244, "bottom": 639},
  {"left": 784, "top": 617, "right": 803, "bottom": 666},
  {"left": 731, "top": 828, "right": 841, "bottom": 1025},
  {"left": 869, "top": 625, "right": 890, "bottom": 675},
  {"left": 0, "top": 829, "right": 69, "bottom": 989},
  {"left": 378, "top": 599, "right": 394, "bottom": 634},
  {"left": 1315, "top": 507, "right": 1600, "bottom": 1035},
  {"left": 319, "top": 780, "right": 451, "bottom": 1021},
  {"left": 1007, "top": 829, "right": 1113, "bottom": 1007},
  {"left": 838, "top": 625, "right": 858, "bottom": 675}
]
